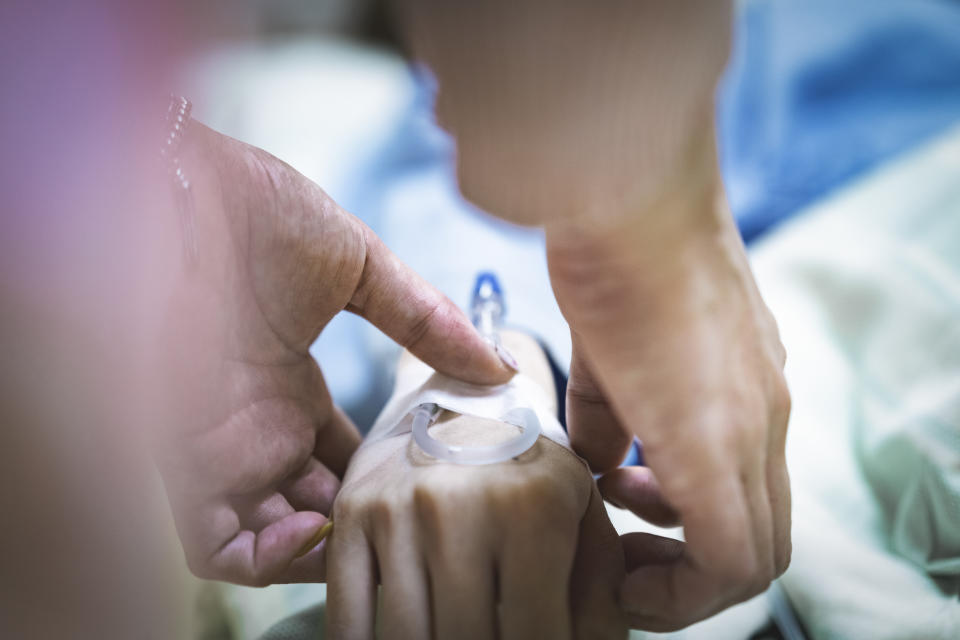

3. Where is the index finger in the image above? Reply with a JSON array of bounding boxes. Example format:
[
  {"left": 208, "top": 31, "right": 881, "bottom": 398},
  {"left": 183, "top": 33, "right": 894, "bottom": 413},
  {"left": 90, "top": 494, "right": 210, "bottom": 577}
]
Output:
[{"left": 346, "top": 222, "right": 515, "bottom": 385}]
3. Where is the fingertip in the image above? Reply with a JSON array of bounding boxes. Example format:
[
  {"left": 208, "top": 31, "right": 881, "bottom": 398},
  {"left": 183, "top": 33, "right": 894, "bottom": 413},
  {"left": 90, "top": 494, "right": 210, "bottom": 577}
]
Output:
[
  {"left": 462, "top": 342, "right": 518, "bottom": 385},
  {"left": 279, "top": 541, "right": 329, "bottom": 583},
  {"left": 349, "top": 227, "right": 515, "bottom": 387},
  {"left": 259, "top": 511, "right": 330, "bottom": 573},
  {"left": 205, "top": 511, "right": 330, "bottom": 586},
  {"left": 453, "top": 317, "right": 520, "bottom": 385},
  {"left": 423, "top": 315, "right": 517, "bottom": 386},
  {"left": 493, "top": 342, "right": 520, "bottom": 373},
  {"left": 294, "top": 519, "right": 334, "bottom": 558}
]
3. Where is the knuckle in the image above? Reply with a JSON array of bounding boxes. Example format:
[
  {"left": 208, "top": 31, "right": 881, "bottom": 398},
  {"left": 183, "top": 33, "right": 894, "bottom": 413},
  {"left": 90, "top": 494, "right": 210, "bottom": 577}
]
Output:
[
  {"left": 412, "top": 485, "right": 444, "bottom": 532},
  {"left": 331, "top": 498, "right": 351, "bottom": 523},
  {"left": 772, "top": 331, "right": 788, "bottom": 367},
  {"left": 775, "top": 538, "right": 793, "bottom": 577},
  {"left": 727, "top": 563, "right": 756, "bottom": 591},
  {"left": 184, "top": 552, "right": 213, "bottom": 581},
  {"left": 367, "top": 497, "right": 396, "bottom": 530},
  {"left": 737, "top": 395, "right": 769, "bottom": 444},
  {"left": 742, "top": 568, "right": 773, "bottom": 602},
  {"left": 770, "top": 372, "right": 791, "bottom": 425},
  {"left": 490, "top": 472, "right": 574, "bottom": 530},
  {"left": 247, "top": 571, "right": 271, "bottom": 589},
  {"left": 752, "top": 575, "right": 774, "bottom": 600},
  {"left": 716, "top": 553, "right": 763, "bottom": 599},
  {"left": 489, "top": 473, "right": 534, "bottom": 508},
  {"left": 331, "top": 487, "right": 365, "bottom": 522},
  {"left": 333, "top": 485, "right": 404, "bottom": 537},
  {"left": 519, "top": 471, "right": 557, "bottom": 503},
  {"left": 755, "top": 564, "right": 775, "bottom": 597}
]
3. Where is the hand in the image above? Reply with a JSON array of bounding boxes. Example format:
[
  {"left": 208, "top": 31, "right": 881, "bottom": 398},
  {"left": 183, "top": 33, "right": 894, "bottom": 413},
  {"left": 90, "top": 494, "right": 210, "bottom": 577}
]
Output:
[
  {"left": 155, "top": 123, "right": 515, "bottom": 586},
  {"left": 325, "top": 332, "right": 627, "bottom": 639},
  {"left": 546, "top": 167, "right": 791, "bottom": 630}
]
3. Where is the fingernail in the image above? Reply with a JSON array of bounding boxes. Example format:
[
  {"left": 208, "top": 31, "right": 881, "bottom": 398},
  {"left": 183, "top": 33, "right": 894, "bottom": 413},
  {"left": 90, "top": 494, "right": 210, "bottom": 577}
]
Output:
[
  {"left": 495, "top": 343, "right": 519, "bottom": 372},
  {"left": 294, "top": 521, "right": 333, "bottom": 558}
]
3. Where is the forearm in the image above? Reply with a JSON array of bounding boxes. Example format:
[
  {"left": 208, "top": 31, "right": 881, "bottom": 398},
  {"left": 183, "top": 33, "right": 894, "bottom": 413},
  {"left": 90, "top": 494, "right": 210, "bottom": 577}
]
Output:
[
  {"left": 544, "top": 127, "right": 735, "bottom": 334},
  {"left": 397, "top": 0, "right": 733, "bottom": 227},
  {"left": 543, "top": 132, "right": 778, "bottom": 457}
]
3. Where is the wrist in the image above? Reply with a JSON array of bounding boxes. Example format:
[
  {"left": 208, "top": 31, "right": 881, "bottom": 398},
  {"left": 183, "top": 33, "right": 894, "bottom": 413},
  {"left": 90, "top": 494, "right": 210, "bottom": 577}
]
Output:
[
  {"left": 544, "top": 113, "right": 721, "bottom": 235},
  {"left": 544, "top": 143, "right": 747, "bottom": 342}
]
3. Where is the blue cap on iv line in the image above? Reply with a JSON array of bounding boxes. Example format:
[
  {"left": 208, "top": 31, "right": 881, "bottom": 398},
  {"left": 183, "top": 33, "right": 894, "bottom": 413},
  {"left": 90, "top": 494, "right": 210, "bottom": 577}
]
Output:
[{"left": 470, "top": 272, "right": 505, "bottom": 342}]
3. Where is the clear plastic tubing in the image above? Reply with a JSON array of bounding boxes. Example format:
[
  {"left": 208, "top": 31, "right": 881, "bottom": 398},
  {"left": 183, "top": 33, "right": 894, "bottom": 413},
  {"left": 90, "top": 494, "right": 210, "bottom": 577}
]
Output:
[
  {"left": 471, "top": 271, "right": 505, "bottom": 345},
  {"left": 412, "top": 402, "right": 542, "bottom": 465}
]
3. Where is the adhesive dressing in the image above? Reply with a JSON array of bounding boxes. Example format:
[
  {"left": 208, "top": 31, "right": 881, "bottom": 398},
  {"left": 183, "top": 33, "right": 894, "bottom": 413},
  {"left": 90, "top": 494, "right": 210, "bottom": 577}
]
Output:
[{"left": 364, "top": 355, "right": 570, "bottom": 464}]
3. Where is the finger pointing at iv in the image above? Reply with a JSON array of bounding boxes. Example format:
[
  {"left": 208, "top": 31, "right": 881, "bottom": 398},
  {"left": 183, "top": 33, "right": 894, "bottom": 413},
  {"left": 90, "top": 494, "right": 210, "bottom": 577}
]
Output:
[
  {"left": 345, "top": 222, "right": 519, "bottom": 385},
  {"left": 156, "top": 123, "right": 516, "bottom": 587}
]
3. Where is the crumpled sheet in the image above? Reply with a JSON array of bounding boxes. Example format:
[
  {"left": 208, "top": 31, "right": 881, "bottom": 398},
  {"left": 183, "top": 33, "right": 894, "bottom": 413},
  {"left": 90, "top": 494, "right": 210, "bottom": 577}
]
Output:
[{"left": 749, "top": 121, "right": 960, "bottom": 638}]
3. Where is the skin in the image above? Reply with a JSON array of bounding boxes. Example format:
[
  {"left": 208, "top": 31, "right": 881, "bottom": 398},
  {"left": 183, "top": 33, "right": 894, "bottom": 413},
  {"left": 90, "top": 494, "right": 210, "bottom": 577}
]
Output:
[
  {"left": 326, "top": 330, "right": 628, "bottom": 640},
  {"left": 547, "top": 170, "right": 791, "bottom": 630},
  {"left": 4, "top": 0, "right": 782, "bottom": 635},
  {"left": 398, "top": 0, "right": 792, "bottom": 629},
  {"left": 155, "top": 122, "right": 516, "bottom": 586}
]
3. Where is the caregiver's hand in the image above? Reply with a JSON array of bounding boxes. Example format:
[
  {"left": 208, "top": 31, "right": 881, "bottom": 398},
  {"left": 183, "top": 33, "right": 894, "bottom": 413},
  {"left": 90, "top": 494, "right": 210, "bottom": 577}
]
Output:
[
  {"left": 546, "top": 165, "right": 791, "bottom": 631},
  {"left": 326, "top": 333, "right": 627, "bottom": 640},
  {"left": 156, "top": 123, "right": 515, "bottom": 586}
]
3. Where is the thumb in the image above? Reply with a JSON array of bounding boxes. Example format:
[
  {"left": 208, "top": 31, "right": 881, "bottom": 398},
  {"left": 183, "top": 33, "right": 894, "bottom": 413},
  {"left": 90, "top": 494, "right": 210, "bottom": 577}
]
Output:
[{"left": 346, "top": 223, "right": 515, "bottom": 385}]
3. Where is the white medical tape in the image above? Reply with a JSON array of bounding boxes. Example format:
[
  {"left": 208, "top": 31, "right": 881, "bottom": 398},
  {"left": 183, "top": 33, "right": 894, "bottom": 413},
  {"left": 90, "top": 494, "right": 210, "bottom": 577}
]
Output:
[{"left": 364, "top": 357, "right": 570, "bottom": 459}]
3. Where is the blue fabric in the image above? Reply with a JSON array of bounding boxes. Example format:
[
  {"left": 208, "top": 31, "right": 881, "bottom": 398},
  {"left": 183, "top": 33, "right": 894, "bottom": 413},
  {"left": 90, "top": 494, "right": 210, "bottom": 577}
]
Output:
[
  {"left": 720, "top": 0, "right": 960, "bottom": 241},
  {"left": 349, "top": 1, "right": 960, "bottom": 245}
]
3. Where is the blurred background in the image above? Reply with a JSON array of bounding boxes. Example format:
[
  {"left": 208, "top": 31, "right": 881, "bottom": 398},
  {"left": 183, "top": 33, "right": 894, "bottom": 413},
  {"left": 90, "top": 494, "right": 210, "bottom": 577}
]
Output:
[{"left": 2, "top": 0, "right": 958, "bottom": 638}]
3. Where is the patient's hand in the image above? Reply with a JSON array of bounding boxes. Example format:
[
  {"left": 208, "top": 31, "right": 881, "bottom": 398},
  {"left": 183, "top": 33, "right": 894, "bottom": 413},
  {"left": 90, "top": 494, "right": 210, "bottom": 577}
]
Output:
[{"left": 325, "top": 331, "right": 627, "bottom": 639}]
